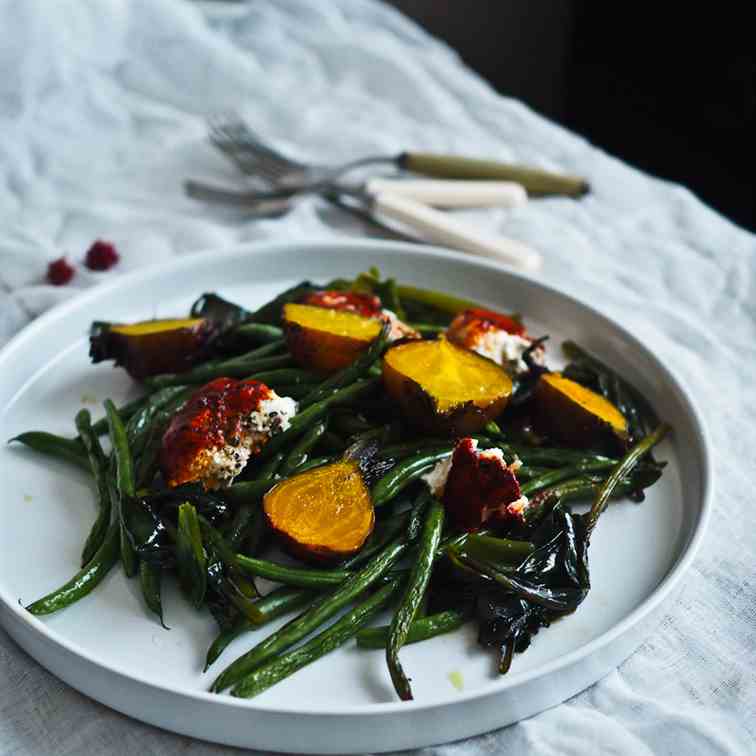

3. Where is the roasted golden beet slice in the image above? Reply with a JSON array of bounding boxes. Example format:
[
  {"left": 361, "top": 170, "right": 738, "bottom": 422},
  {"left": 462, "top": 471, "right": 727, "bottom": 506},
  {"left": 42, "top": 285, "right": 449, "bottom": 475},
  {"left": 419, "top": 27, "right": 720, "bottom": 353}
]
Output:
[
  {"left": 90, "top": 318, "right": 211, "bottom": 379},
  {"left": 382, "top": 338, "right": 513, "bottom": 435},
  {"left": 533, "top": 372, "right": 629, "bottom": 450},
  {"left": 263, "top": 460, "right": 375, "bottom": 562},
  {"left": 283, "top": 303, "right": 383, "bottom": 374}
]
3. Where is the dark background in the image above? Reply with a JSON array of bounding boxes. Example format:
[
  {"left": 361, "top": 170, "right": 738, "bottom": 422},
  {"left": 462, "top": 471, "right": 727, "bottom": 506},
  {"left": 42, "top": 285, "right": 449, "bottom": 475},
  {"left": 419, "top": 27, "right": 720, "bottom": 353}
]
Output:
[{"left": 386, "top": 1, "right": 756, "bottom": 231}]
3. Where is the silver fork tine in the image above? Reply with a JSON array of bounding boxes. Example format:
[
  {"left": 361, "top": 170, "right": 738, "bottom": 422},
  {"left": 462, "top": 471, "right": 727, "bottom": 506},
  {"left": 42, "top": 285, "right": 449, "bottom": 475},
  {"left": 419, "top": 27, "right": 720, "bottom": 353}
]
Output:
[
  {"left": 207, "top": 116, "right": 397, "bottom": 190},
  {"left": 208, "top": 116, "right": 308, "bottom": 176},
  {"left": 211, "top": 122, "right": 301, "bottom": 170},
  {"left": 210, "top": 137, "right": 294, "bottom": 185},
  {"left": 233, "top": 153, "right": 290, "bottom": 183}
]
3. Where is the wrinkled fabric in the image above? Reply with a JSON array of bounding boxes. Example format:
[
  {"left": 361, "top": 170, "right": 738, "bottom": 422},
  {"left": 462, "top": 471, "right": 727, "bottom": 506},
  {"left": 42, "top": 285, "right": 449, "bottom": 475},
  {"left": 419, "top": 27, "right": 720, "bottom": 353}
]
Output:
[{"left": 1, "top": 1, "right": 755, "bottom": 755}]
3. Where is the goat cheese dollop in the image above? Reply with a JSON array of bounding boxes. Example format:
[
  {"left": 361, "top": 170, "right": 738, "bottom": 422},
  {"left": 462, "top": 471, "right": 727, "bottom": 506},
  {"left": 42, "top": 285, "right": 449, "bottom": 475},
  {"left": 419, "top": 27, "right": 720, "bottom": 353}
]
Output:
[{"left": 160, "top": 378, "right": 298, "bottom": 490}]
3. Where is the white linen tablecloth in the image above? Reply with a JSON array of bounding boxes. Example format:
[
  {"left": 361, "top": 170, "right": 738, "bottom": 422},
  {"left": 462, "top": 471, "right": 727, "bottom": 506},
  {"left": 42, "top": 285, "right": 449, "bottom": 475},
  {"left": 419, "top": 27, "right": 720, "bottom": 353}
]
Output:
[{"left": 1, "top": 1, "right": 755, "bottom": 754}]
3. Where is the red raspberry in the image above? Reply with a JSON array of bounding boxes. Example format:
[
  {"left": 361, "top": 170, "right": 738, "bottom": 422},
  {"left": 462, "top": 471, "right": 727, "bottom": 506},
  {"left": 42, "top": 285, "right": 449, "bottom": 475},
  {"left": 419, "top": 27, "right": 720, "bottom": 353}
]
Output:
[
  {"left": 84, "top": 240, "right": 120, "bottom": 271},
  {"left": 47, "top": 257, "right": 75, "bottom": 286}
]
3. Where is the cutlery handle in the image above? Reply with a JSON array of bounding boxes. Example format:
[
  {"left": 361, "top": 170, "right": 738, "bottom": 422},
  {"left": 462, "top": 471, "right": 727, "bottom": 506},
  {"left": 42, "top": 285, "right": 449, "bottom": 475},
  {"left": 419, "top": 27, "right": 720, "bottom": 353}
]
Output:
[
  {"left": 373, "top": 193, "right": 542, "bottom": 271},
  {"left": 364, "top": 179, "right": 527, "bottom": 209},
  {"left": 399, "top": 152, "right": 589, "bottom": 198}
]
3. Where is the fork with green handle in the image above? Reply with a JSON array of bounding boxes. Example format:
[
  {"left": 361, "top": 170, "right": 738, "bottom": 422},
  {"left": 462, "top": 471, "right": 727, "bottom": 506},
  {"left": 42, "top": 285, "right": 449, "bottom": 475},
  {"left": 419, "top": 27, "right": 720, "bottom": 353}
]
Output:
[{"left": 207, "top": 117, "right": 589, "bottom": 197}]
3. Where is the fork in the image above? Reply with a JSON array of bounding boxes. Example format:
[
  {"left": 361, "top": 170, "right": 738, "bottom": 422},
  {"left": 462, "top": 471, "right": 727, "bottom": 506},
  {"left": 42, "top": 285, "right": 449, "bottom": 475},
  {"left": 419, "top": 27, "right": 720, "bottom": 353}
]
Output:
[{"left": 208, "top": 116, "right": 589, "bottom": 196}]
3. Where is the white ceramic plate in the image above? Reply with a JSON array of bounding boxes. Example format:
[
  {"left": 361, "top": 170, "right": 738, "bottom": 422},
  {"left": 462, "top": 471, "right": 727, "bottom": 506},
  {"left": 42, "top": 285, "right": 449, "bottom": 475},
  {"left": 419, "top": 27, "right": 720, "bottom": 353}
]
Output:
[{"left": 0, "top": 242, "right": 711, "bottom": 754}]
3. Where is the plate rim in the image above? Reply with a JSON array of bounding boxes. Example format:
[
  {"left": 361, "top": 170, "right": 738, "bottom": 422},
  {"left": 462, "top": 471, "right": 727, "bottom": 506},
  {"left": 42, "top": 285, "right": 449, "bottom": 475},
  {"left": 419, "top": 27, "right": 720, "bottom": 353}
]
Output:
[{"left": 0, "top": 239, "right": 712, "bottom": 717}]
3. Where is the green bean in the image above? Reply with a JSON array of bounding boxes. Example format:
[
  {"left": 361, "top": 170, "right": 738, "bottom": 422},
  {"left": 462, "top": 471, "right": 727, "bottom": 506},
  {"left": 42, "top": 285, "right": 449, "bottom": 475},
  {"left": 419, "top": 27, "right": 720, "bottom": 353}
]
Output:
[
  {"left": 387, "top": 495, "right": 443, "bottom": 700},
  {"left": 520, "top": 459, "right": 617, "bottom": 496},
  {"left": 211, "top": 535, "right": 408, "bottom": 692},
  {"left": 226, "top": 478, "right": 276, "bottom": 506},
  {"left": 377, "top": 440, "right": 451, "bottom": 460},
  {"left": 90, "top": 395, "right": 147, "bottom": 436},
  {"left": 224, "top": 498, "right": 263, "bottom": 554},
  {"left": 242, "top": 509, "right": 267, "bottom": 558},
  {"left": 125, "top": 386, "right": 188, "bottom": 453},
  {"left": 176, "top": 502, "right": 207, "bottom": 608},
  {"left": 293, "top": 455, "right": 332, "bottom": 474},
  {"left": 357, "top": 609, "right": 468, "bottom": 649},
  {"left": 585, "top": 424, "right": 670, "bottom": 536},
  {"left": 103, "top": 474, "right": 135, "bottom": 576},
  {"left": 105, "top": 400, "right": 136, "bottom": 497},
  {"left": 221, "top": 575, "right": 263, "bottom": 621},
  {"left": 8, "top": 432, "right": 89, "bottom": 472},
  {"left": 256, "top": 377, "right": 381, "bottom": 462},
  {"left": 396, "top": 285, "right": 478, "bottom": 316},
  {"left": 341, "top": 512, "right": 410, "bottom": 569},
  {"left": 256, "top": 452, "right": 285, "bottom": 481},
  {"left": 75, "top": 410, "right": 112, "bottom": 566},
  {"left": 146, "top": 354, "right": 294, "bottom": 388},
  {"left": 202, "top": 518, "right": 351, "bottom": 590},
  {"left": 235, "top": 339, "right": 287, "bottom": 358},
  {"left": 408, "top": 323, "right": 446, "bottom": 335},
  {"left": 499, "top": 443, "right": 619, "bottom": 469},
  {"left": 26, "top": 522, "right": 120, "bottom": 615},
  {"left": 231, "top": 579, "right": 401, "bottom": 699},
  {"left": 278, "top": 420, "right": 328, "bottom": 477},
  {"left": 134, "top": 428, "right": 162, "bottom": 488},
  {"left": 371, "top": 448, "right": 452, "bottom": 507},
  {"left": 126, "top": 389, "right": 190, "bottom": 490},
  {"left": 204, "top": 587, "right": 316, "bottom": 671},
  {"left": 514, "top": 465, "right": 551, "bottom": 482},
  {"left": 104, "top": 400, "right": 138, "bottom": 577},
  {"left": 234, "top": 555, "right": 351, "bottom": 589},
  {"left": 520, "top": 468, "right": 661, "bottom": 526},
  {"left": 139, "top": 561, "right": 166, "bottom": 628},
  {"left": 245, "top": 369, "right": 319, "bottom": 387},
  {"left": 143, "top": 341, "right": 284, "bottom": 389},
  {"left": 209, "top": 340, "right": 286, "bottom": 368},
  {"left": 298, "top": 323, "right": 389, "bottom": 410},
  {"left": 483, "top": 420, "right": 505, "bottom": 438},
  {"left": 232, "top": 322, "right": 284, "bottom": 343},
  {"left": 461, "top": 533, "right": 535, "bottom": 564}
]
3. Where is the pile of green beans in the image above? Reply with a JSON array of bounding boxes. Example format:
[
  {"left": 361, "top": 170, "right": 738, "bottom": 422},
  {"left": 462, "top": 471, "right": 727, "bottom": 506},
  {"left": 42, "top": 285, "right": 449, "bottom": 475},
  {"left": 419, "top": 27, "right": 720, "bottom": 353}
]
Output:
[{"left": 9, "top": 275, "right": 671, "bottom": 705}]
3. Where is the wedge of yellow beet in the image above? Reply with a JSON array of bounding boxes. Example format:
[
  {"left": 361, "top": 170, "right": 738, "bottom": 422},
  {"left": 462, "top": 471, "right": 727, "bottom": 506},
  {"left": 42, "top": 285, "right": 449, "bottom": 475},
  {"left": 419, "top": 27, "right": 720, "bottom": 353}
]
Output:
[
  {"left": 382, "top": 337, "right": 513, "bottom": 435},
  {"left": 283, "top": 303, "right": 383, "bottom": 374},
  {"left": 263, "top": 460, "right": 374, "bottom": 562},
  {"left": 534, "top": 372, "right": 628, "bottom": 450},
  {"left": 89, "top": 318, "right": 211, "bottom": 379}
]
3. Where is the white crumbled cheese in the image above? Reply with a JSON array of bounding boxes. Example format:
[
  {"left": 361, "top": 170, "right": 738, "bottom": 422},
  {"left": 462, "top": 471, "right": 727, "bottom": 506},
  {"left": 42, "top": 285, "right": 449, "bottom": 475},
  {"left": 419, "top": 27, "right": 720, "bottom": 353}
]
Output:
[
  {"left": 205, "top": 441, "right": 256, "bottom": 484},
  {"left": 421, "top": 454, "right": 454, "bottom": 497},
  {"left": 472, "top": 329, "right": 534, "bottom": 374},
  {"left": 198, "top": 391, "right": 297, "bottom": 488},
  {"left": 506, "top": 494, "right": 530, "bottom": 519},
  {"left": 478, "top": 447, "right": 504, "bottom": 462},
  {"left": 381, "top": 309, "right": 419, "bottom": 342},
  {"left": 248, "top": 392, "right": 298, "bottom": 434},
  {"left": 478, "top": 446, "right": 521, "bottom": 476}
]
